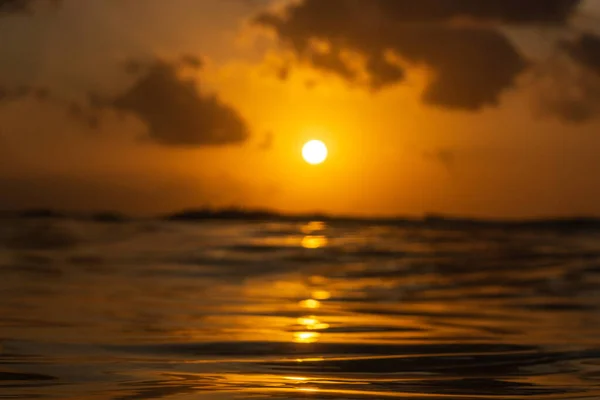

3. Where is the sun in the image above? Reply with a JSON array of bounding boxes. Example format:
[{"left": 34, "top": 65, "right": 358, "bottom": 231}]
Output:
[{"left": 302, "top": 140, "right": 328, "bottom": 165}]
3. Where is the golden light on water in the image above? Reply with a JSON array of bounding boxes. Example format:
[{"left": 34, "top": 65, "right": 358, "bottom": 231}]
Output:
[
  {"left": 302, "top": 140, "right": 328, "bottom": 165},
  {"left": 295, "top": 357, "right": 324, "bottom": 363},
  {"left": 309, "top": 275, "right": 327, "bottom": 285},
  {"left": 284, "top": 376, "right": 309, "bottom": 382},
  {"left": 298, "top": 388, "right": 320, "bottom": 393},
  {"left": 301, "top": 221, "right": 326, "bottom": 234},
  {"left": 297, "top": 317, "right": 319, "bottom": 326},
  {"left": 294, "top": 331, "right": 321, "bottom": 343},
  {"left": 311, "top": 290, "right": 331, "bottom": 300},
  {"left": 302, "top": 235, "right": 328, "bottom": 249},
  {"left": 299, "top": 299, "right": 321, "bottom": 309},
  {"left": 297, "top": 316, "right": 330, "bottom": 330}
]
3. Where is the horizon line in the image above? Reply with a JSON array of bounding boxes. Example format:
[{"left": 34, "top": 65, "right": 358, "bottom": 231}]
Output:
[{"left": 2, "top": 207, "right": 600, "bottom": 227}]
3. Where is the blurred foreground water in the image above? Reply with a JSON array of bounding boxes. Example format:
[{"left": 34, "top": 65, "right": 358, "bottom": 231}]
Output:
[{"left": 1, "top": 217, "right": 600, "bottom": 399}]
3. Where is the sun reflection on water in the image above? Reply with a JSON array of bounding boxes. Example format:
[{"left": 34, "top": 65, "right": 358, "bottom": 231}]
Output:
[
  {"left": 285, "top": 376, "right": 320, "bottom": 395},
  {"left": 284, "top": 376, "right": 309, "bottom": 382},
  {"left": 312, "top": 290, "right": 331, "bottom": 300},
  {"left": 294, "top": 331, "right": 321, "bottom": 343},
  {"left": 298, "top": 387, "right": 320, "bottom": 393},
  {"left": 294, "top": 284, "right": 331, "bottom": 343},
  {"left": 299, "top": 299, "right": 321, "bottom": 309},
  {"left": 310, "top": 275, "right": 327, "bottom": 285},
  {"left": 6, "top": 219, "right": 600, "bottom": 399},
  {"left": 297, "top": 316, "right": 330, "bottom": 330},
  {"left": 302, "top": 235, "right": 328, "bottom": 249},
  {"left": 301, "top": 221, "right": 326, "bottom": 234},
  {"left": 297, "top": 316, "right": 319, "bottom": 326}
]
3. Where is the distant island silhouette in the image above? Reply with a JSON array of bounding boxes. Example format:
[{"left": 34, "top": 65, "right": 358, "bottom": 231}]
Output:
[{"left": 2, "top": 207, "right": 600, "bottom": 231}]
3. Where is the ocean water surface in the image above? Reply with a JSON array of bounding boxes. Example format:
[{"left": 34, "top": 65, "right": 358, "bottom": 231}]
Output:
[{"left": 1, "top": 217, "right": 600, "bottom": 399}]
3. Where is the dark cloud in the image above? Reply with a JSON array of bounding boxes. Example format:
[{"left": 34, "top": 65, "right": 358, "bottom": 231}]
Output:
[
  {"left": 366, "top": 55, "right": 405, "bottom": 91},
  {"left": 1, "top": 54, "right": 249, "bottom": 146},
  {"left": 308, "top": 49, "right": 358, "bottom": 82},
  {"left": 256, "top": 0, "right": 581, "bottom": 30},
  {"left": 395, "top": 28, "right": 526, "bottom": 110},
  {"left": 0, "top": 0, "right": 36, "bottom": 13},
  {"left": 0, "top": 0, "right": 59, "bottom": 14},
  {"left": 527, "top": 33, "right": 600, "bottom": 123},
  {"left": 348, "top": 0, "right": 580, "bottom": 25},
  {"left": 566, "top": 34, "right": 600, "bottom": 75},
  {"left": 256, "top": 0, "right": 582, "bottom": 111},
  {"left": 109, "top": 59, "right": 249, "bottom": 147},
  {"left": 0, "top": 85, "right": 51, "bottom": 103},
  {"left": 67, "top": 100, "right": 100, "bottom": 129},
  {"left": 533, "top": 49, "right": 600, "bottom": 123},
  {"left": 0, "top": 86, "right": 26, "bottom": 102}
]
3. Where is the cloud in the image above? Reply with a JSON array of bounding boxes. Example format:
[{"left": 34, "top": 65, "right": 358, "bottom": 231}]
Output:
[
  {"left": 0, "top": 0, "right": 59, "bottom": 14},
  {"left": 350, "top": 0, "right": 581, "bottom": 25},
  {"left": 256, "top": 0, "right": 583, "bottom": 111},
  {"left": 566, "top": 33, "right": 600, "bottom": 75},
  {"left": 0, "top": 0, "right": 36, "bottom": 13},
  {"left": 533, "top": 41, "right": 600, "bottom": 123},
  {"left": 0, "top": 52, "right": 250, "bottom": 147},
  {"left": 103, "top": 58, "right": 250, "bottom": 147},
  {"left": 0, "top": 85, "right": 50, "bottom": 103}
]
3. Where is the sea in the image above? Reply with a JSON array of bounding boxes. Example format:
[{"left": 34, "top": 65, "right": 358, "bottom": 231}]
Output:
[{"left": 1, "top": 215, "right": 600, "bottom": 399}]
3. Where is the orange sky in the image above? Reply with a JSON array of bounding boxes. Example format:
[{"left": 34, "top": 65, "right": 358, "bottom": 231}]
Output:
[{"left": 1, "top": 0, "right": 600, "bottom": 218}]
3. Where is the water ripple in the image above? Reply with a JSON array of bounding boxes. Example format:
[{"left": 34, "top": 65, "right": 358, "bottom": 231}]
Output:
[{"left": 1, "top": 219, "right": 600, "bottom": 398}]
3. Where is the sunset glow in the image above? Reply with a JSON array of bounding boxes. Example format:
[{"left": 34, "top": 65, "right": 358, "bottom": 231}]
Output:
[{"left": 3, "top": 2, "right": 600, "bottom": 398}]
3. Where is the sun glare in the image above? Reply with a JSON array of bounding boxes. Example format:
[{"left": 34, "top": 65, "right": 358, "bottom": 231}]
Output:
[{"left": 302, "top": 140, "right": 328, "bottom": 165}]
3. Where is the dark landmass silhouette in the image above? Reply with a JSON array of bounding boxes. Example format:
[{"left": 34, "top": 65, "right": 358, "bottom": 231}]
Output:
[
  {"left": 0, "top": 209, "right": 129, "bottom": 222},
  {"left": 2, "top": 207, "right": 600, "bottom": 231},
  {"left": 165, "top": 207, "right": 328, "bottom": 222}
]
